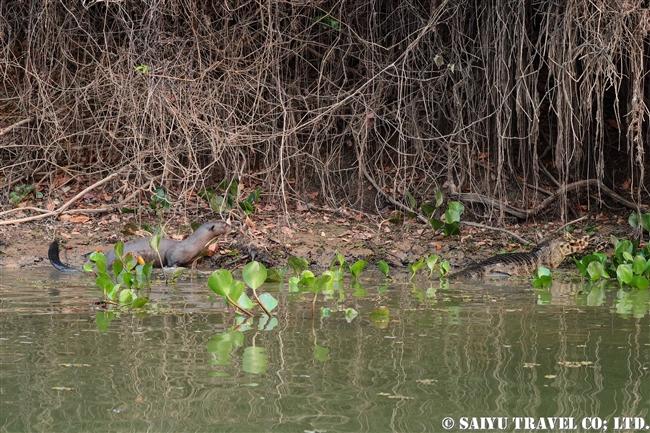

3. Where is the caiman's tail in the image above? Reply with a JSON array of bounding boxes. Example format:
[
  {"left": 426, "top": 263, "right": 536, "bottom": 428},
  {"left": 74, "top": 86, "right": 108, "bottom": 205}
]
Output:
[{"left": 48, "top": 241, "right": 79, "bottom": 272}]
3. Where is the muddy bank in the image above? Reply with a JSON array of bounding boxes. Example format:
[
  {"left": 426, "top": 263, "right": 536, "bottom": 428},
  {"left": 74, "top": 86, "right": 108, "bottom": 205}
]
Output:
[{"left": 0, "top": 207, "right": 636, "bottom": 274}]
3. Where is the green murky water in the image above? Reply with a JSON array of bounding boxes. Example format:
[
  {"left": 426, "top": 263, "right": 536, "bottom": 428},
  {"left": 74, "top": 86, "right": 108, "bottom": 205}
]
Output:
[{"left": 1, "top": 268, "right": 648, "bottom": 432}]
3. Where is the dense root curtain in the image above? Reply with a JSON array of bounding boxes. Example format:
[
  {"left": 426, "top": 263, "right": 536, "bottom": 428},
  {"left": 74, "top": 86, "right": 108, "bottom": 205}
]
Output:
[{"left": 0, "top": 0, "right": 647, "bottom": 220}]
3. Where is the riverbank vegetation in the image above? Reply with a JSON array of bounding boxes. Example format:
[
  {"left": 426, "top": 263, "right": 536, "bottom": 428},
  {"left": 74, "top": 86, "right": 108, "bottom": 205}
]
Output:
[{"left": 1, "top": 1, "right": 647, "bottom": 228}]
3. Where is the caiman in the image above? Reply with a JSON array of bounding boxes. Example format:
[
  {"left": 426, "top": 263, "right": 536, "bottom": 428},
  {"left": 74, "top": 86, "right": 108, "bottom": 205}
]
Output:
[{"left": 450, "top": 235, "right": 589, "bottom": 279}]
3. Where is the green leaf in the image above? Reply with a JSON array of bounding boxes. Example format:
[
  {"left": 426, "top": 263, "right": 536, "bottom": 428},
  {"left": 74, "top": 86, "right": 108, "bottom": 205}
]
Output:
[
  {"left": 410, "top": 257, "right": 426, "bottom": 273},
  {"left": 121, "top": 272, "right": 133, "bottom": 289},
  {"left": 533, "top": 275, "right": 552, "bottom": 288},
  {"left": 351, "top": 281, "right": 367, "bottom": 297},
  {"left": 439, "top": 260, "right": 450, "bottom": 277},
  {"left": 90, "top": 252, "right": 107, "bottom": 274},
  {"left": 131, "top": 297, "right": 149, "bottom": 308},
  {"left": 107, "top": 283, "right": 120, "bottom": 301},
  {"left": 587, "top": 261, "right": 609, "bottom": 281},
  {"left": 300, "top": 270, "right": 315, "bottom": 279},
  {"left": 447, "top": 201, "right": 465, "bottom": 215},
  {"left": 95, "top": 273, "right": 112, "bottom": 292},
  {"left": 258, "top": 316, "right": 278, "bottom": 330},
  {"left": 369, "top": 306, "right": 390, "bottom": 329},
  {"left": 642, "top": 214, "right": 650, "bottom": 232},
  {"left": 119, "top": 288, "right": 134, "bottom": 304},
  {"left": 149, "top": 230, "right": 162, "bottom": 253},
  {"left": 434, "top": 190, "right": 444, "bottom": 207},
  {"left": 443, "top": 222, "right": 461, "bottom": 236},
  {"left": 265, "top": 267, "right": 285, "bottom": 283},
  {"left": 426, "top": 254, "right": 440, "bottom": 270},
  {"left": 245, "top": 188, "right": 261, "bottom": 204},
  {"left": 630, "top": 275, "right": 649, "bottom": 290},
  {"left": 405, "top": 211, "right": 418, "bottom": 220},
  {"left": 429, "top": 218, "right": 444, "bottom": 230},
  {"left": 369, "top": 306, "right": 390, "bottom": 320},
  {"left": 112, "top": 259, "right": 123, "bottom": 277},
  {"left": 616, "top": 264, "right": 634, "bottom": 285},
  {"left": 210, "top": 195, "right": 228, "bottom": 213},
  {"left": 95, "top": 312, "right": 114, "bottom": 333},
  {"left": 257, "top": 293, "right": 278, "bottom": 313},
  {"left": 123, "top": 253, "right": 137, "bottom": 272},
  {"left": 344, "top": 308, "right": 359, "bottom": 323},
  {"left": 315, "top": 14, "right": 340, "bottom": 30},
  {"left": 533, "top": 266, "right": 551, "bottom": 278},
  {"left": 170, "top": 267, "right": 186, "bottom": 281},
  {"left": 632, "top": 256, "right": 648, "bottom": 275},
  {"left": 628, "top": 212, "right": 640, "bottom": 229},
  {"left": 421, "top": 204, "right": 436, "bottom": 218},
  {"left": 445, "top": 209, "right": 460, "bottom": 224},
  {"left": 378, "top": 260, "right": 390, "bottom": 277},
  {"left": 288, "top": 256, "right": 308, "bottom": 275},
  {"left": 388, "top": 211, "right": 404, "bottom": 224},
  {"left": 350, "top": 260, "right": 367, "bottom": 278},
  {"left": 574, "top": 258, "right": 588, "bottom": 277},
  {"left": 239, "top": 201, "right": 254, "bottom": 214},
  {"left": 298, "top": 275, "right": 317, "bottom": 286},
  {"left": 207, "top": 269, "right": 234, "bottom": 297},
  {"left": 223, "top": 179, "right": 239, "bottom": 197},
  {"left": 198, "top": 188, "right": 217, "bottom": 201},
  {"left": 243, "top": 261, "right": 268, "bottom": 290},
  {"left": 314, "top": 345, "right": 330, "bottom": 361},
  {"left": 113, "top": 242, "right": 124, "bottom": 261},
  {"left": 615, "top": 239, "right": 634, "bottom": 256},
  {"left": 235, "top": 289, "right": 253, "bottom": 311},
  {"left": 335, "top": 250, "right": 346, "bottom": 268},
  {"left": 242, "top": 346, "right": 267, "bottom": 374},
  {"left": 314, "top": 274, "right": 332, "bottom": 291},
  {"left": 405, "top": 191, "right": 417, "bottom": 209}
]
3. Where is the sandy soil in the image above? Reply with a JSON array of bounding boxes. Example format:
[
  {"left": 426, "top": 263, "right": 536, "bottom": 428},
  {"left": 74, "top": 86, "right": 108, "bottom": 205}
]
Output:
[{"left": 0, "top": 202, "right": 636, "bottom": 274}]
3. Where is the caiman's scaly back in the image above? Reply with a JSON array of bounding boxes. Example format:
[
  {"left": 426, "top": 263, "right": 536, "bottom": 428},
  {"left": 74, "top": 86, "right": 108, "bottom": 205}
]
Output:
[{"left": 450, "top": 234, "right": 589, "bottom": 279}]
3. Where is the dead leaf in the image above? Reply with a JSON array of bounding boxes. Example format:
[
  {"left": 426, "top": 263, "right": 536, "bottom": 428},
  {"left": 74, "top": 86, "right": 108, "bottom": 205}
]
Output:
[
  {"left": 281, "top": 226, "right": 294, "bottom": 238},
  {"left": 309, "top": 191, "right": 319, "bottom": 199},
  {"left": 353, "top": 232, "right": 375, "bottom": 240},
  {"left": 58, "top": 214, "right": 71, "bottom": 222},
  {"left": 621, "top": 178, "right": 632, "bottom": 190},
  {"left": 245, "top": 216, "right": 255, "bottom": 230}
]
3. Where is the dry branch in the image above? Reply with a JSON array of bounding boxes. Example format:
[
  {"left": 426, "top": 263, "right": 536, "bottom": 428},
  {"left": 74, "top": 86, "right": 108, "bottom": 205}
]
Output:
[
  {"left": 457, "top": 180, "right": 649, "bottom": 219},
  {"left": 0, "top": 172, "right": 120, "bottom": 226},
  {"left": 0, "top": 118, "right": 33, "bottom": 136}
]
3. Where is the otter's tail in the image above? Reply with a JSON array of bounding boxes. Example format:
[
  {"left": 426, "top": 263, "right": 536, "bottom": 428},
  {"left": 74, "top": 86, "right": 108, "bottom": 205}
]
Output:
[{"left": 48, "top": 241, "right": 79, "bottom": 272}]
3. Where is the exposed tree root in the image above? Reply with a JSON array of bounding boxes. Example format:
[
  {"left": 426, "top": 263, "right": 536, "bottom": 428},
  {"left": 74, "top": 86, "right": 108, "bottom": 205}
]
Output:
[{"left": 457, "top": 180, "right": 649, "bottom": 219}]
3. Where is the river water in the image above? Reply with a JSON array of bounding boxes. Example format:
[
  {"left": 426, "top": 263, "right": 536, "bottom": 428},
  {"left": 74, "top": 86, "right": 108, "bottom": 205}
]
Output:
[{"left": 0, "top": 267, "right": 648, "bottom": 432}]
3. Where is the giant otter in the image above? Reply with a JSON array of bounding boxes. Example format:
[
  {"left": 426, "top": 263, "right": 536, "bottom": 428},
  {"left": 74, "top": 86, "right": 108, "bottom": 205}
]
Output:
[{"left": 49, "top": 221, "right": 230, "bottom": 272}]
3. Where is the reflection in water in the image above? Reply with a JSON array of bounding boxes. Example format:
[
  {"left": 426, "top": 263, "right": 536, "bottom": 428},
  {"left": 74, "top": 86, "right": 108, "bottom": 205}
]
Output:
[{"left": 0, "top": 268, "right": 648, "bottom": 432}]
